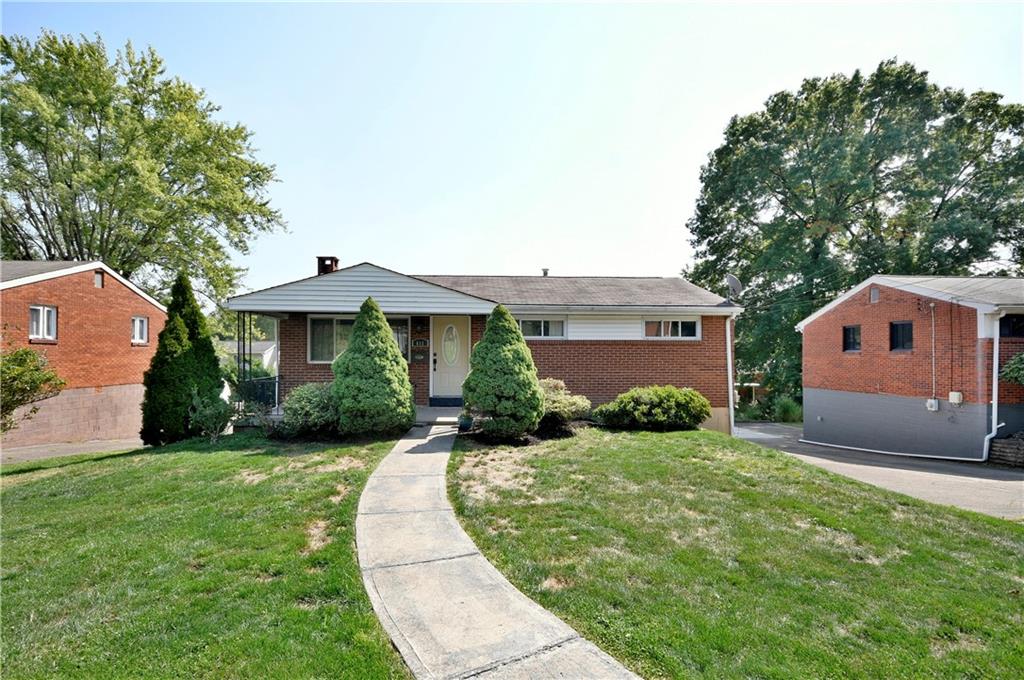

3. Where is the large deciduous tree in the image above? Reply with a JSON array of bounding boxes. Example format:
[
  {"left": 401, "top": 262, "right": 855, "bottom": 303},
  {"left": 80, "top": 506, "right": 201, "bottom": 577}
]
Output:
[
  {"left": 687, "top": 60, "right": 1024, "bottom": 398},
  {"left": 0, "top": 32, "right": 283, "bottom": 302}
]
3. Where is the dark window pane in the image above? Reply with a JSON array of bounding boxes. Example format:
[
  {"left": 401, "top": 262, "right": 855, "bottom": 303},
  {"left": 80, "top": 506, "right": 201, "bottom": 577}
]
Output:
[
  {"left": 309, "top": 318, "right": 335, "bottom": 361},
  {"left": 680, "top": 321, "right": 698, "bottom": 337},
  {"left": 1000, "top": 314, "right": 1024, "bottom": 338},
  {"left": 843, "top": 325, "right": 861, "bottom": 351},
  {"left": 521, "top": 320, "right": 543, "bottom": 337},
  {"left": 890, "top": 321, "right": 913, "bottom": 350}
]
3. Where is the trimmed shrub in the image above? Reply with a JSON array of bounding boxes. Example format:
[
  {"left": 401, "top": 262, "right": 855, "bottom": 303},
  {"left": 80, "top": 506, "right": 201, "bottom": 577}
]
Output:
[
  {"left": 167, "top": 273, "right": 223, "bottom": 407},
  {"left": 282, "top": 382, "right": 338, "bottom": 438},
  {"left": 141, "top": 316, "right": 196, "bottom": 445},
  {"left": 1002, "top": 352, "right": 1024, "bottom": 386},
  {"left": 462, "top": 305, "right": 544, "bottom": 438},
  {"left": 735, "top": 401, "right": 767, "bottom": 422},
  {"left": 772, "top": 395, "right": 803, "bottom": 423},
  {"left": 332, "top": 297, "right": 416, "bottom": 435},
  {"left": 188, "top": 389, "right": 234, "bottom": 443},
  {"left": 593, "top": 385, "right": 711, "bottom": 431},
  {"left": 539, "top": 378, "right": 590, "bottom": 433}
]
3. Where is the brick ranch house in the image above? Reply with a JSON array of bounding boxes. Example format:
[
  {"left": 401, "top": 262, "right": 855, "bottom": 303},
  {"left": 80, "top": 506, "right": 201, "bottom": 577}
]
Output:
[
  {"left": 797, "top": 275, "right": 1024, "bottom": 462},
  {"left": 0, "top": 261, "right": 167, "bottom": 447},
  {"left": 226, "top": 258, "right": 742, "bottom": 433}
]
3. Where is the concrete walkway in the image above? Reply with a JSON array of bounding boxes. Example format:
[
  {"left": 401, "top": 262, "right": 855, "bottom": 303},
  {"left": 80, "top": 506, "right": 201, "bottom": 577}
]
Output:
[
  {"left": 356, "top": 424, "right": 637, "bottom": 679},
  {"left": 736, "top": 422, "right": 1024, "bottom": 520}
]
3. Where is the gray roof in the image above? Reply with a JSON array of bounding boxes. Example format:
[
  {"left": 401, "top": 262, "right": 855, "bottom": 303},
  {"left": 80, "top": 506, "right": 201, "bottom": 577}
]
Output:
[
  {"left": 219, "top": 340, "right": 276, "bottom": 355},
  {"left": 876, "top": 276, "right": 1024, "bottom": 306},
  {"left": 0, "top": 260, "right": 91, "bottom": 283},
  {"left": 416, "top": 275, "right": 732, "bottom": 308}
]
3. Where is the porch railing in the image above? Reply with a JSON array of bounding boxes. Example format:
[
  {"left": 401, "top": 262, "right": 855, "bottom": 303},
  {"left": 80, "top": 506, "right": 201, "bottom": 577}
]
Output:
[{"left": 237, "top": 376, "right": 279, "bottom": 407}]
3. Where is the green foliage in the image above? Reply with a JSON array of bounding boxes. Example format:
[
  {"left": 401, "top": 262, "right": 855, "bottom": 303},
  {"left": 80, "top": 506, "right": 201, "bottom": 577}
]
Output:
[
  {"left": 772, "top": 396, "right": 803, "bottom": 423},
  {"left": 1001, "top": 352, "right": 1024, "bottom": 386},
  {"left": 538, "top": 378, "right": 591, "bottom": 433},
  {"left": 141, "top": 316, "right": 195, "bottom": 445},
  {"left": 141, "top": 273, "right": 223, "bottom": 445},
  {"left": 735, "top": 401, "right": 767, "bottom": 422},
  {"left": 188, "top": 389, "right": 233, "bottom": 443},
  {"left": 0, "top": 345, "right": 65, "bottom": 433},
  {"left": 594, "top": 385, "right": 712, "bottom": 431},
  {"left": 168, "top": 273, "right": 223, "bottom": 403},
  {"left": 687, "top": 60, "right": 1024, "bottom": 397},
  {"left": 281, "top": 382, "right": 338, "bottom": 438},
  {"left": 0, "top": 32, "right": 283, "bottom": 302},
  {"left": 462, "top": 305, "right": 544, "bottom": 438},
  {"left": 331, "top": 298, "right": 415, "bottom": 436}
]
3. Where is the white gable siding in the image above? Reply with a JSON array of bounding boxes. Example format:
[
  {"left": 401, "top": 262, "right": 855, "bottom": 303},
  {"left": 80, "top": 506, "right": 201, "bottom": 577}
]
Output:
[{"left": 226, "top": 263, "right": 495, "bottom": 314}]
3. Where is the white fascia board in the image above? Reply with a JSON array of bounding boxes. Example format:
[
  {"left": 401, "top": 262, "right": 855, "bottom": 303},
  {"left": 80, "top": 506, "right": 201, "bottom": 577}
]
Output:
[
  {"left": 0, "top": 261, "right": 166, "bottom": 312},
  {"left": 795, "top": 275, "right": 996, "bottom": 333},
  {"left": 224, "top": 300, "right": 496, "bottom": 314},
  {"left": 505, "top": 305, "right": 743, "bottom": 316}
]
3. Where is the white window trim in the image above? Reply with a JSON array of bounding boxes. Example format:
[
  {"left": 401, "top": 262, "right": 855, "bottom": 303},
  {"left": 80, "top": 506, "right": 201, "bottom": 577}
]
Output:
[
  {"left": 517, "top": 317, "right": 568, "bottom": 340},
  {"left": 307, "top": 314, "right": 411, "bottom": 364},
  {"left": 641, "top": 317, "right": 702, "bottom": 341},
  {"left": 131, "top": 316, "right": 149, "bottom": 344},
  {"left": 29, "top": 304, "right": 58, "bottom": 340}
]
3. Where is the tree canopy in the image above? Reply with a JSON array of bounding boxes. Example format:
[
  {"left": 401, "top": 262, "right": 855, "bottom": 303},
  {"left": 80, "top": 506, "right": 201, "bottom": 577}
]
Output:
[
  {"left": 0, "top": 32, "right": 283, "bottom": 303},
  {"left": 687, "top": 59, "right": 1024, "bottom": 397}
]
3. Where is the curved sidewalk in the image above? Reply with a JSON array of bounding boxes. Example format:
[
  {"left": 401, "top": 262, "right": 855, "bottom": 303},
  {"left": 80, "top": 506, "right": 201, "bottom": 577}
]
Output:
[{"left": 356, "top": 424, "right": 638, "bottom": 679}]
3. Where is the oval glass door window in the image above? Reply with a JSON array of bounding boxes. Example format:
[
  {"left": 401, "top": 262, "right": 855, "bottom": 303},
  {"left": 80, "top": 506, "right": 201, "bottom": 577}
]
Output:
[{"left": 442, "top": 325, "right": 459, "bottom": 365}]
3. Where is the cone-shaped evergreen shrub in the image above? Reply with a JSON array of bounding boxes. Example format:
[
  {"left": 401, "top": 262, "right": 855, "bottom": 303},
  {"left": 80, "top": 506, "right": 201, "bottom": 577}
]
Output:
[
  {"left": 462, "top": 305, "right": 544, "bottom": 438},
  {"left": 140, "top": 272, "right": 224, "bottom": 444},
  {"left": 167, "top": 272, "right": 222, "bottom": 406},
  {"left": 332, "top": 297, "right": 416, "bottom": 435},
  {"left": 141, "top": 316, "right": 196, "bottom": 445}
]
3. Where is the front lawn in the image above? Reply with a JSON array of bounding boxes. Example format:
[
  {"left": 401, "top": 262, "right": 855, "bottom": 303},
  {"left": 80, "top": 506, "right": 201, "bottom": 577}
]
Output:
[
  {"left": 1, "top": 432, "right": 408, "bottom": 678},
  {"left": 448, "top": 427, "right": 1024, "bottom": 679}
]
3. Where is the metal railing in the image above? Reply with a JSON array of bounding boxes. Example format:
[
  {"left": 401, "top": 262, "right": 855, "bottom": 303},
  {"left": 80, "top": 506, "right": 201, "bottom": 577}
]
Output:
[{"left": 237, "top": 376, "right": 279, "bottom": 407}]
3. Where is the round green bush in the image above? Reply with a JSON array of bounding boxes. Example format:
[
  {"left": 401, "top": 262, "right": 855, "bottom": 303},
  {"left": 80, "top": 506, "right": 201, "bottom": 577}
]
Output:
[
  {"left": 462, "top": 305, "right": 544, "bottom": 438},
  {"left": 593, "top": 385, "right": 711, "bottom": 431},
  {"left": 539, "top": 378, "right": 591, "bottom": 432},
  {"left": 332, "top": 297, "right": 416, "bottom": 436},
  {"left": 772, "top": 395, "right": 803, "bottom": 423},
  {"left": 282, "top": 382, "right": 337, "bottom": 438}
]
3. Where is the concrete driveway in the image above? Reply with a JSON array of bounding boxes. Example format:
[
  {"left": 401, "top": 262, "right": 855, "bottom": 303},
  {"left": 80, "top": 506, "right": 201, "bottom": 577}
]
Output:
[
  {"left": 735, "top": 422, "right": 1024, "bottom": 520},
  {"left": 1, "top": 438, "right": 144, "bottom": 465}
]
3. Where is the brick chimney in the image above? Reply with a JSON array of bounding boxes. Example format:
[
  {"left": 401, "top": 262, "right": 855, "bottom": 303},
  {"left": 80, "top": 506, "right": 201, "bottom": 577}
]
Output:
[{"left": 317, "top": 256, "right": 339, "bottom": 275}]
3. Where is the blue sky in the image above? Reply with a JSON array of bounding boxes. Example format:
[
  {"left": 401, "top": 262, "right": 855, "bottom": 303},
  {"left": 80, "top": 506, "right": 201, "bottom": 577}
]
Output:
[{"left": 4, "top": 2, "right": 1022, "bottom": 293}]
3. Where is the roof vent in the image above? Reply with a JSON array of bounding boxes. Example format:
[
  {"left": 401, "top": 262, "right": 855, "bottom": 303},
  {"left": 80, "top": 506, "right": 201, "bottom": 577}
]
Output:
[
  {"left": 317, "top": 256, "right": 339, "bottom": 276},
  {"left": 542, "top": 268, "right": 549, "bottom": 277}
]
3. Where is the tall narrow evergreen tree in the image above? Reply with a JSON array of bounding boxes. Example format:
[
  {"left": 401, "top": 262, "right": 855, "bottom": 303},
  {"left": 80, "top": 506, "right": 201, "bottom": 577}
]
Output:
[
  {"left": 140, "top": 316, "right": 195, "bottom": 445},
  {"left": 140, "top": 272, "right": 223, "bottom": 444},
  {"left": 332, "top": 297, "right": 416, "bottom": 435},
  {"left": 167, "top": 272, "right": 222, "bottom": 404},
  {"left": 462, "top": 305, "right": 544, "bottom": 438}
]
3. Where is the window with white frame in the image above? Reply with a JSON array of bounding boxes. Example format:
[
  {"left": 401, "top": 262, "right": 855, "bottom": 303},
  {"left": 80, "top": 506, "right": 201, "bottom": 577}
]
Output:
[
  {"left": 131, "top": 316, "right": 149, "bottom": 344},
  {"left": 643, "top": 318, "right": 699, "bottom": 339},
  {"left": 519, "top": 319, "right": 565, "bottom": 338},
  {"left": 29, "top": 305, "right": 57, "bottom": 340},
  {"left": 309, "top": 316, "right": 409, "bottom": 363}
]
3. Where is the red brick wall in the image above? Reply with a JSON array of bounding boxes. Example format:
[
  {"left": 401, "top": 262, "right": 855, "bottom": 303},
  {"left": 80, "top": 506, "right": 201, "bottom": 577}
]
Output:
[
  {"left": 527, "top": 315, "right": 731, "bottom": 407},
  {"left": 278, "top": 313, "right": 732, "bottom": 408},
  {"left": 802, "top": 283, "right": 1023, "bottom": 405},
  {"left": 1, "top": 270, "right": 166, "bottom": 389}
]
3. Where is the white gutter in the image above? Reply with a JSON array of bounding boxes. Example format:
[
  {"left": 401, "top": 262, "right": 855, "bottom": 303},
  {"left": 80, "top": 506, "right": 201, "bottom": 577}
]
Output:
[
  {"left": 725, "top": 312, "right": 737, "bottom": 435},
  {"left": 982, "top": 310, "right": 1007, "bottom": 461}
]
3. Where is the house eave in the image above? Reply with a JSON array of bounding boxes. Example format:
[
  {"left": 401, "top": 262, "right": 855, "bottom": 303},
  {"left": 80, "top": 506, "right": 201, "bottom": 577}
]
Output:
[{"left": 504, "top": 304, "right": 743, "bottom": 316}]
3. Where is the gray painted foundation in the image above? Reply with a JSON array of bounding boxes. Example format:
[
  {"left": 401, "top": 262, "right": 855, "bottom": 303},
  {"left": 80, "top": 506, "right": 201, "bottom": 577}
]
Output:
[{"left": 802, "top": 388, "right": 994, "bottom": 461}]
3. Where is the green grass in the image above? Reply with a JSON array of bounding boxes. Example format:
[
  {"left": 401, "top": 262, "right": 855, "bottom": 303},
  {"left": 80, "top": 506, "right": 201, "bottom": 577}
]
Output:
[
  {"left": 448, "top": 427, "right": 1024, "bottom": 679},
  {"left": 1, "top": 432, "right": 408, "bottom": 679}
]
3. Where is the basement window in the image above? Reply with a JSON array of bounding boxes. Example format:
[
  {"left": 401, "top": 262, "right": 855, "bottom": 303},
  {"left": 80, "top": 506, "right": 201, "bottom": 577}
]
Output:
[
  {"left": 890, "top": 321, "right": 913, "bottom": 351},
  {"left": 842, "top": 325, "right": 861, "bottom": 352},
  {"left": 29, "top": 305, "right": 58, "bottom": 341}
]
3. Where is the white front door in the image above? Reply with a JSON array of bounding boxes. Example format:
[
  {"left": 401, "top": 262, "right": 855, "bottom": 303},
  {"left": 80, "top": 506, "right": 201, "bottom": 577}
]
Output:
[{"left": 431, "top": 316, "right": 471, "bottom": 398}]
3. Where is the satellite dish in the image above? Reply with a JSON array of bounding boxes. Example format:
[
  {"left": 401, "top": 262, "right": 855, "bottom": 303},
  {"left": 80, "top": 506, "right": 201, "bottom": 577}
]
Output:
[{"left": 725, "top": 273, "right": 744, "bottom": 300}]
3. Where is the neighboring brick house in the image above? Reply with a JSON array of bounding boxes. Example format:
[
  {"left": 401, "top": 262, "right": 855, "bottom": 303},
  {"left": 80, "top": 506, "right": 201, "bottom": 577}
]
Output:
[
  {"left": 226, "top": 258, "right": 742, "bottom": 433},
  {"left": 797, "top": 275, "right": 1024, "bottom": 461},
  {"left": 1, "top": 261, "right": 167, "bottom": 447}
]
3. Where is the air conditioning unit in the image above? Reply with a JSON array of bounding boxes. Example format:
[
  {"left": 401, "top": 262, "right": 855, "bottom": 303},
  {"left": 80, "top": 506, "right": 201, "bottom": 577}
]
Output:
[
  {"left": 948, "top": 391, "right": 963, "bottom": 405},
  {"left": 925, "top": 398, "right": 939, "bottom": 412}
]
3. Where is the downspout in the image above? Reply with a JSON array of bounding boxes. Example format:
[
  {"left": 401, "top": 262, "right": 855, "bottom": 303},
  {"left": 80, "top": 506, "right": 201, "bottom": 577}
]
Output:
[
  {"left": 982, "top": 311, "right": 1006, "bottom": 461},
  {"left": 725, "top": 313, "right": 737, "bottom": 435},
  {"left": 929, "top": 303, "right": 937, "bottom": 400}
]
